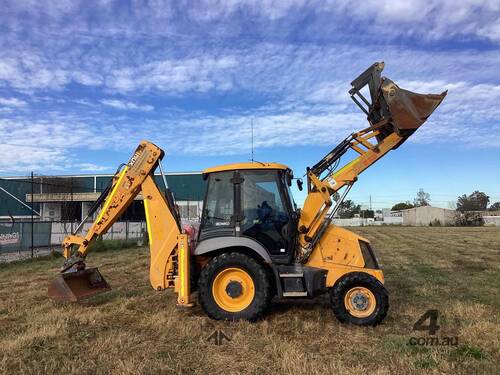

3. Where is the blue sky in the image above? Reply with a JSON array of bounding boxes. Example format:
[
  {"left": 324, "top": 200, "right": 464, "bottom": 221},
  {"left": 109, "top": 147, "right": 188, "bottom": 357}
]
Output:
[{"left": 0, "top": 1, "right": 499, "bottom": 208}]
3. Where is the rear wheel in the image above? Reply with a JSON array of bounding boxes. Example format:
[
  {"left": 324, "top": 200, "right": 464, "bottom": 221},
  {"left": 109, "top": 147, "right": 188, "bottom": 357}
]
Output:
[
  {"left": 198, "top": 252, "right": 272, "bottom": 321},
  {"left": 329, "top": 272, "right": 388, "bottom": 326}
]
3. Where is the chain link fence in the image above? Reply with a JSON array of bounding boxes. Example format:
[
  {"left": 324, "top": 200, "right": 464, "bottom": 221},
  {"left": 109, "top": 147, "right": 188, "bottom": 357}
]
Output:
[{"left": 0, "top": 220, "right": 147, "bottom": 262}]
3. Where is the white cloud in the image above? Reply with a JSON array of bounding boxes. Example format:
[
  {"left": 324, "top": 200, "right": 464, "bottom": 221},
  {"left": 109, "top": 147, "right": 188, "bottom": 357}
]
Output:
[
  {"left": 101, "top": 99, "right": 154, "bottom": 111},
  {"left": 236, "top": 0, "right": 500, "bottom": 43},
  {"left": 0, "top": 55, "right": 70, "bottom": 91},
  {"left": 0, "top": 1, "right": 499, "bottom": 174},
  {"left": 77, "top": 163, "right": 110, "bottom": 172},
  {"left": 72, "top": 71, "right": 103, "bottom": 86},
  {"left": 105, "top": 56, "right": 237, "bottom": 94},
  {"left": 1, "top": 2, "right": 496, "bottom": 49},
  {"left": 1, "top": 70, "right": 499, "bottom": 175},
  {"left": 0, "top": 97, "right": 27, "bottom": 107},
  {"left": 0, "top": 117, "right": 126, "bottom": 173},
  {"left": 170, "top": 0, "right": 500, "bottom": 44},
  {"left": 0, "top": 144, "right": 68, "bottom": 173}
]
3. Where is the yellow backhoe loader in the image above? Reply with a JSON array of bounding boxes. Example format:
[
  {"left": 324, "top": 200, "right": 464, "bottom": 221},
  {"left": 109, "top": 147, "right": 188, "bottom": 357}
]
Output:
[{"left": 48, "top": 62, "right": 446, "bottom": 325}]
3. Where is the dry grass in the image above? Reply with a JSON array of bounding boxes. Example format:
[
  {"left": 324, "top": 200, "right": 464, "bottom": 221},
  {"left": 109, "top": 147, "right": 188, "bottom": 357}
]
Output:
[{"left": 0, "top": 227, "right": 499, "bottom": 374}]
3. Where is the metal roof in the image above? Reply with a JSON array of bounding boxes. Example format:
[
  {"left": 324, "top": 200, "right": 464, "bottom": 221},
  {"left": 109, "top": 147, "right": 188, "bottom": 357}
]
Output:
[{"left": 203, "top": 162, "right": 289, "bottom": 174}]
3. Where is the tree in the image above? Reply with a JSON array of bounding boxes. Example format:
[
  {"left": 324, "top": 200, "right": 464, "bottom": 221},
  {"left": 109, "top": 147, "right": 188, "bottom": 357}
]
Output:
[
  {"left": 454, "top": 211, "right": 484, "bottom": 226},
  {"left": 413, "top": 189, "right": 431, "bottom": 207},
  {"left": 337, "top": 199, "right": 361, "bottom": 218},
  {"left": 360, "top": 209, "right": 374, "bottom": 218},
  {"left": 391, "top": 201, "right": 414, "bottom": 211},
  {"left": 456, "top": 191, "right": 489, "bottom": 212},
  {"left": 489, "top": 202, "right": 500, "bottom": 211}
]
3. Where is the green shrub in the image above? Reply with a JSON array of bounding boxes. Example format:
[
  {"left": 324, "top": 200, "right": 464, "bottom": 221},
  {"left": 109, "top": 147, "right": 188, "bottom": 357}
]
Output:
[
  {"left": 429, "top": 219, "right": 441, "bottom": 227},
  {"left": 450, "top": 344, "right": 487, "bottom": 361},
  {"left": 91, "top": 237, "right": 139, "bottom": 252}
]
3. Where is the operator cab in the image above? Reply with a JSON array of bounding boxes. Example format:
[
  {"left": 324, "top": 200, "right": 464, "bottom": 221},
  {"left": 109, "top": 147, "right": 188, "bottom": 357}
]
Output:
[{"left": 199, "top": 162, "right": 298, "bottom": 263}]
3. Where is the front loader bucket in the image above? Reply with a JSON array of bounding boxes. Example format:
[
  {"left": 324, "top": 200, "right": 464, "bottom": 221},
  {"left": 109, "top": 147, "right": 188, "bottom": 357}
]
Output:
[
  {"left": 48, "top": 268, "right": 111, "bottom": 302},
  {"left": 350, "top": 62, "right": 447, "bottom": 143},
  {"left": 381, "top": 78, "right": 447, "bottom": 133}
]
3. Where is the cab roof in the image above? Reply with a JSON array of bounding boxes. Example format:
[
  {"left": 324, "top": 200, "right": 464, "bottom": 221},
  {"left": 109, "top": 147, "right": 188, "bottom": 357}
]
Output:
[{"left": 203, "top": 162, "right": 289, "bottom": 174}]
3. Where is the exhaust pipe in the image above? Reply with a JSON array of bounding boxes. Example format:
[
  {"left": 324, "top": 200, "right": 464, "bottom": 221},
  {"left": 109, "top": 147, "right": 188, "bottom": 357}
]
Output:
[{"left": 48, "top": 268, "right": 111, "bottom": 302}]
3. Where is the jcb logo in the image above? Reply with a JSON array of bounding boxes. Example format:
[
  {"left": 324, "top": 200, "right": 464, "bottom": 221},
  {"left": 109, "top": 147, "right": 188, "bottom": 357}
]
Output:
[{"left": 128, "top": 151, "right": 141, "bottom": 167}]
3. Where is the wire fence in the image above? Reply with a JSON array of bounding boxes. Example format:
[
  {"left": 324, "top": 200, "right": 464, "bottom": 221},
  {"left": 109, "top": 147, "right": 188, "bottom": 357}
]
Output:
[
  {"left": 0, "top": 220, "right": 147, "bottom": 257},
  {"left": 0, "top": 171, "right": 203, "bottom": 263}
]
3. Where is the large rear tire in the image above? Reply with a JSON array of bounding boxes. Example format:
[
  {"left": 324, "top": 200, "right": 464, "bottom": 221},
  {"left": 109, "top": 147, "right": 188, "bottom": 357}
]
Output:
[
  {"left": 198, "top": 252, "right": 272, "bottom": 321},
  {"left": 330, "top": 272, "right": 389, "bottom": 326}
]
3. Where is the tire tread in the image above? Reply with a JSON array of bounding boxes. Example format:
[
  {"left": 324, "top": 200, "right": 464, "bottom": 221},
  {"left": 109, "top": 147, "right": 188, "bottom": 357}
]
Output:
[
  {"left": 330, "top": 272, "right": 389, "bottom": 326},
  {"left": 198, "top": 252, "right": 273, "bottom": 321}
]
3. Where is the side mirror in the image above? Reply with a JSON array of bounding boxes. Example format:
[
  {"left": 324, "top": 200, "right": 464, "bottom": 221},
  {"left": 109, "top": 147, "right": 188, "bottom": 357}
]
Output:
[{"left": 296, "top": 178, "right": 303, "bottom": 191}]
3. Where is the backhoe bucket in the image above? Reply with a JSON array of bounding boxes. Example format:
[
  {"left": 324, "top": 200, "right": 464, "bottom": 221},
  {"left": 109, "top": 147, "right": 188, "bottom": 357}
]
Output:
[
  {"left": 48, "top": 268, "right": 111, "bottom": 302},
  {"left": 381, "top": 79, "right": 447, "bottom": 133}
]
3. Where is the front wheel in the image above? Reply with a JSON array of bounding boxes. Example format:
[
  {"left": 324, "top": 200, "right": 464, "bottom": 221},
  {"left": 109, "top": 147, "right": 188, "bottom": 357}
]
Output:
[
  {"left": 197, "top": 252, "right": 272, "bottom": 321},
  {"left": 329, "top": 272, "right": 389, "bottom": 326}
]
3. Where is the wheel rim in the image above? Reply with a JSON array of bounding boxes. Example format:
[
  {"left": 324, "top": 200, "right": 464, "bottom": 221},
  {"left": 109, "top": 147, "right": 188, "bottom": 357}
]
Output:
[
  {"left": 212, "top": 268, "right": 255, "bottom": 312},
  {"left": 344, "top": 286, "right": 376, "bottom": 318}
]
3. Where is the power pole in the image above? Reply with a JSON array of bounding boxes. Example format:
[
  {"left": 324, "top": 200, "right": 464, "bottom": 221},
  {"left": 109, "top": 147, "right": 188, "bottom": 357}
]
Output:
[
  {"left": 31, "top": 171, "right": 34, "bottom": 259},
  {"left": 369, "top": 195, "right": 372, "bottom": 211}
]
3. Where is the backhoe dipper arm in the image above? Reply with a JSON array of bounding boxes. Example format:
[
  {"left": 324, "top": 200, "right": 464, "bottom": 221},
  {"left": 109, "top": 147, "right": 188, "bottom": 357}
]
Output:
[
  {"left": 61, "top": 141, "right": 181, "bottom": 271},
  {"left": 296, "top": 62, "right": 446, "bottom": 260},
  {"left": 51, "top": 140, "right": 192, "bottom": 306}
]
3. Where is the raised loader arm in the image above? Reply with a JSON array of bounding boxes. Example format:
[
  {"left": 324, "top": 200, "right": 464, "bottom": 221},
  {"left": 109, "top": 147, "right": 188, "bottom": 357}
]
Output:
[
  {"left": 49, "top": 141, "right": 193, "bottom": 305},
  {"left": 296, "top": 62, "right": 446, "bottom": 261}
]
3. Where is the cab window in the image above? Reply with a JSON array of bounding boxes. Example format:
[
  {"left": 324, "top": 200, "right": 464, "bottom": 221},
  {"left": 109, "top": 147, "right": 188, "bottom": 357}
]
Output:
[
  {"left": 240, "top": 170, "right": 290, "bottom": 254},
  {"left": 202, "top": 172, "right": 234, "bottom": 228}
]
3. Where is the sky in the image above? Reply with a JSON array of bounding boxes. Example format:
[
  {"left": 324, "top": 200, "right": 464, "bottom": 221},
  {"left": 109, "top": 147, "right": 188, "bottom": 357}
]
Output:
[{"left": 0, "top": 0, "right": 499, "bottom": 209}]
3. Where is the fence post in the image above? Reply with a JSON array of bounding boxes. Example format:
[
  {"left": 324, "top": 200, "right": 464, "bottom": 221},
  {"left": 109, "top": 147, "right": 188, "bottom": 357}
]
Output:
[
  {"left": 31, "top": 171, "right": 34, "bottom": 259},
  {"left": 19, "top": 222, "right": 23, "bottom": 256},
  {"left": 49, "top": 221, "right": 52, "bottom": 251}
]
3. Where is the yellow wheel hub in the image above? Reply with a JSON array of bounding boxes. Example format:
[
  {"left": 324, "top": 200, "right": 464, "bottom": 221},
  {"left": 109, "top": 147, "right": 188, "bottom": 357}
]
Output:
[
  {"left": 344, "top": 286, "right": 376, "bottom": 318},
  {"left": 212, "top": 268, "right": 255, "bottom": 312}
]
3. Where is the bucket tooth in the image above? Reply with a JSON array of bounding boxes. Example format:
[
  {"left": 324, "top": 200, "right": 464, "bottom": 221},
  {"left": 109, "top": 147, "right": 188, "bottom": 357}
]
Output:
[{"left": 48, "top": 268, "right": 111, "bottom": 302}]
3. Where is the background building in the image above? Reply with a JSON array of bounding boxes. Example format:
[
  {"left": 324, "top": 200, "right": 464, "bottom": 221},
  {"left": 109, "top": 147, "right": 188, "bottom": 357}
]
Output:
[
  {"left": 400, "top": 206, "right": 456, "bottom": 226},
  {"left": 0, "top": 172, "right": 205, "bottom": 222}
]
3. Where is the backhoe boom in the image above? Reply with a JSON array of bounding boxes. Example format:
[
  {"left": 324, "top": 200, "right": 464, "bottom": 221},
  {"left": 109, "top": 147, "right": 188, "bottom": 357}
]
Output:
[{"left": 48, "top": 141, "right": 192, "bottom": 305}]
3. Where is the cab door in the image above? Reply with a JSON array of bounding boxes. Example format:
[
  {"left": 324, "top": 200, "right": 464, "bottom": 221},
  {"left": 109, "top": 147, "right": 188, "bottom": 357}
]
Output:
[{"left": 239, "top": 170, "right": 294, "bottom": 261}]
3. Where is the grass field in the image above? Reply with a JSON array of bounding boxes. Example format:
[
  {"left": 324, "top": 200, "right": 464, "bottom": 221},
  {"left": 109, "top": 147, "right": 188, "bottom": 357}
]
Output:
[{"left": 0, "top": 227, "right": 498, "bottom": 374}]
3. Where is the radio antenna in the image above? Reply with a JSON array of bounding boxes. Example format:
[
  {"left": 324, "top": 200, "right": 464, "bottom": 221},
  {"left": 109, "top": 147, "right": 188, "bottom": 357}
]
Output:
[{"left": 251, "top": 118, "right": 254, "bottom": 162}]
